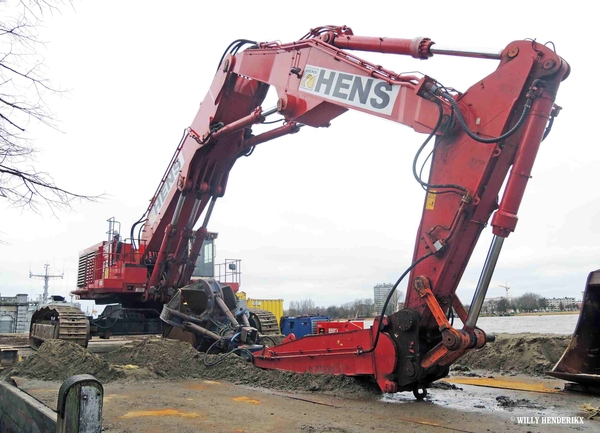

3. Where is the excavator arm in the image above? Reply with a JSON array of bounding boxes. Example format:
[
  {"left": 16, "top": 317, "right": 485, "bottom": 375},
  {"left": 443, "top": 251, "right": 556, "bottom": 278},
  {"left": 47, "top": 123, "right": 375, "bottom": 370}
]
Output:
[
  {"left": 120, "top": 26, "right": 568, "bottom": 394},
  {"left": 140, "top": 29, "right": 448, "bottom": 299}
]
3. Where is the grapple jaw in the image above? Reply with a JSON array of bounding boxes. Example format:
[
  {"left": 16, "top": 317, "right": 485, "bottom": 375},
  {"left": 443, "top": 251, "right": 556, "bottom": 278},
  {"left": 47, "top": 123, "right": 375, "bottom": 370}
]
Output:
[
  {"left": 548, "top": 269, "right": 600, "bottom": 385},
  {"left": 162, "top": 278, "right": 244, "bottom": 322},
  {"left": 160, "top": 278, "right": 259, "bottom": 352}
]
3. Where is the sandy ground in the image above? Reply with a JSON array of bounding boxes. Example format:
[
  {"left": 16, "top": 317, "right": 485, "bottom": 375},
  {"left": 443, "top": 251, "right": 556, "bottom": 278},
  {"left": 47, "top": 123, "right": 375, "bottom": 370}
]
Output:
[
  {"left": 2, "top": 333, "right": 600, "bottom": 432},
  {"left": 9, "top": 375, "right": 599, "bottom": 433}
]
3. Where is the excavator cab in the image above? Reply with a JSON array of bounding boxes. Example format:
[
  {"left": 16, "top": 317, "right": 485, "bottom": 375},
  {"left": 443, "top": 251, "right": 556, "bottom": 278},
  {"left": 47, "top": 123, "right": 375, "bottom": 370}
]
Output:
[
  {"left": 188, "top": 233, "right": 279, "bottom": 335},
  {"left": 548, "top": 269, "right": 600, "bottom": 386},
  {"left": 191, "top": 232, "right": 217, "bottom": 279}
]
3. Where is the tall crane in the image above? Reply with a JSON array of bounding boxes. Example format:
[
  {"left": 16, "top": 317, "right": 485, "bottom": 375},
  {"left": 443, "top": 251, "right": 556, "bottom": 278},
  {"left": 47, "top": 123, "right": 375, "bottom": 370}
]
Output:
[
  {"left": 29, "top": 264, "right": 63, "bottom": 302},
  {"left": 499, "top": 283, "right": 511, "bottom": 300}
]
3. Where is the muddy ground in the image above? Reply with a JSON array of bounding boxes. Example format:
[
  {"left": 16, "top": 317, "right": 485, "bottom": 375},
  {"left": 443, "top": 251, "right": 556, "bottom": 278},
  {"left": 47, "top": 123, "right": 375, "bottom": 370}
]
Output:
[
  {"left": 3, "top": 332, "right": 572, "bottom": 386},
  {"left": 0, "top": 333, "right": 29, "bottom": 346},
  {"left": 10, "top": 373, "right": 599, "bottom": 433},
  {"left": 2, "top": 333, "right": 599, "bottom": 432},
  {"left": 6, "top": 338, "right": 379, "bottom": 397}
]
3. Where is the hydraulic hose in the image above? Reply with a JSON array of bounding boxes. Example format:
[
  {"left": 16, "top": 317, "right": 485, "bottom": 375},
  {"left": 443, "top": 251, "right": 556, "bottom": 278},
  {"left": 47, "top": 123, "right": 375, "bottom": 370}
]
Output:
[
  {"left": 360, "top": 252, "right": 434, "bottom": 355},
  {"left": 440, "top": 91, "right": 532, "bottom": 144},
  {"left": 130, "top": 217, "right": 145, "bottom": 250},
  {"left": 216, "top": 39, "right": 258, "bottom": 73},
  {"left": 427, "top": 81, "right": 535, "bottom": 144},
  {"left": 411, "top": 101, "right": 468, "bottom": 194},
  {"left": 203, "top": 337, "right": 254, "bottom": 367}
]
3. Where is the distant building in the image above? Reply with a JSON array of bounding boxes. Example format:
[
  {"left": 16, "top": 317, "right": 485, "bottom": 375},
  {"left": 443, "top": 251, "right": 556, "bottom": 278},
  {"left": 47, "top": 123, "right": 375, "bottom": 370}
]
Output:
[
  {"left": 0, "top": 293, "right": 30, "bottom": 333},
  {"left": 546, "top": 297, "right": 579, "bottom": 311},
  {"left": 374, "top": 283, "right": 398, "bottom": 314}
]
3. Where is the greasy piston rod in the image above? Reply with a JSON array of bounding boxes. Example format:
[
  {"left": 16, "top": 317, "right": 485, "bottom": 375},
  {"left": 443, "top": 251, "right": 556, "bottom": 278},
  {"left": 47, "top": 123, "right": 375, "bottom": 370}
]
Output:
[{"left": 465, "top": 235, "right": 505, "bottom": 327}]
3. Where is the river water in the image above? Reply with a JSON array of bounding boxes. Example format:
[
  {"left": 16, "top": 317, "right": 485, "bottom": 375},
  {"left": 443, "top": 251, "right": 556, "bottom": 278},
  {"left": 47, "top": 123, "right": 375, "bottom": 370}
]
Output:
[{"left": 363, "top": 314, "right": 580, "bottom": 335}]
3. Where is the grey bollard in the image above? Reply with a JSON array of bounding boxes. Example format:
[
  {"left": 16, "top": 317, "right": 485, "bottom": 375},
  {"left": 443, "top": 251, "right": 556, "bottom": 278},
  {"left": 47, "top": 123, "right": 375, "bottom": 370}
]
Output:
[{"left": 57, "top": 374, "right": 103, "bottom": 433}]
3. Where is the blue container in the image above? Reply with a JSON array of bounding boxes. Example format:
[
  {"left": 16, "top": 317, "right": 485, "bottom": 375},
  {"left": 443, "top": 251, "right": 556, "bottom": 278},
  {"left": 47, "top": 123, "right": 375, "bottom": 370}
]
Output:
[{"left": 280, "top": 315, "right": 330, "bottom": 338}]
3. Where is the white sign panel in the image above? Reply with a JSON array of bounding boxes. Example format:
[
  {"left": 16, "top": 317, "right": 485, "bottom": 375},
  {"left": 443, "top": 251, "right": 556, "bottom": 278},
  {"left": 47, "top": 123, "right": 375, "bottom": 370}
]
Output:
[
  {"left": 298, "top": 64, "right": 400, "bottom": 116},
  {"left": 149, "top": 153, "right": 185, "bottom": 226}
]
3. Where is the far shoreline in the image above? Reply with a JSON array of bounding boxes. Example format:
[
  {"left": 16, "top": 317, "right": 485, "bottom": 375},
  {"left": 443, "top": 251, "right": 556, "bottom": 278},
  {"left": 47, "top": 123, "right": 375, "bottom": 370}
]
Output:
[
  {"left": 478, "top": 311, "right": 580, "bottom": 317},
  {"left": 512, "top": 311, "right": 579, "bottom": 317},
  {"left": 358, "top": 311, "right": 581, "bottom": 320}
]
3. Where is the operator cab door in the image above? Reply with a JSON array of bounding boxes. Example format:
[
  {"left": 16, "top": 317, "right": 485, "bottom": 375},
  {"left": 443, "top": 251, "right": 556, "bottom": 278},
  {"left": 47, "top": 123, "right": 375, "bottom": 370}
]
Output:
[{"left": 192, "top": 238, "right": 215, "bottom": 278}]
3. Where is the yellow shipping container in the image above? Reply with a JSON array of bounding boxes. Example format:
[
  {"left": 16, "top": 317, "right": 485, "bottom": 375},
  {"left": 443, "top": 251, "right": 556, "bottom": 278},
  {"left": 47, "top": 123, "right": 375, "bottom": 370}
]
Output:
[{"left": 237, "top": 292, "right": 284, "bottom": 325}]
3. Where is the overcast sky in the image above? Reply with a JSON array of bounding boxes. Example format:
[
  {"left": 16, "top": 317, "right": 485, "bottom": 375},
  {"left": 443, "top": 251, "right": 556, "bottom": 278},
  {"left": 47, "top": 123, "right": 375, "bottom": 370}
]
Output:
[{"left": 1, "top": 1, "right": 597, "bottom": 314}]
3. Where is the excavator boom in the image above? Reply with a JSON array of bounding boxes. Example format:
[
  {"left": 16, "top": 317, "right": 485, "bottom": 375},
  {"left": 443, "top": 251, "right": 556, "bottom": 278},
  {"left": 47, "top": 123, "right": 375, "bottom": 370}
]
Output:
[{"left": 63, "top": 25, "right": 575, "bottom": 395}]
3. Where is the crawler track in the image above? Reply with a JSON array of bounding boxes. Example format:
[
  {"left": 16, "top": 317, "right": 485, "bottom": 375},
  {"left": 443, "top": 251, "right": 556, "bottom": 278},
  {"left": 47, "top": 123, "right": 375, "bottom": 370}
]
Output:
[
  {"left": 29, "top": 305, "right": 90, "bottom": 349},
  {"left": 249, "top": 309, "right": 279, "bottom": 335}
]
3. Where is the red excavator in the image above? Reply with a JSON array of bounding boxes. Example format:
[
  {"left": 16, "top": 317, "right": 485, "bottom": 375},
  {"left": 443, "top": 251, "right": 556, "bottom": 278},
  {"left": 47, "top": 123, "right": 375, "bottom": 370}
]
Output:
[{"left": 31, "top": 25, "right": 595, "bottom": 398}]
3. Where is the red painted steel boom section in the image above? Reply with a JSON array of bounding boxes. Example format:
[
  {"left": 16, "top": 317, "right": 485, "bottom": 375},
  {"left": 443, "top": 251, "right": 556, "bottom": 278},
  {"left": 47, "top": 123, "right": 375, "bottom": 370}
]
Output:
[
  {"left": 74, "top": 26, "right": 569, "bottom": 390},
  {"left": 139, "top": 25, "right": 567, "bottom": 310}
]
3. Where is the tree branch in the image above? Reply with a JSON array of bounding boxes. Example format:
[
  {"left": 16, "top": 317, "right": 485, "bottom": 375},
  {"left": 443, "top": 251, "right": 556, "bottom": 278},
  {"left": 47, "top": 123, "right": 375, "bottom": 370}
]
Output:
[{"left": 0, "top": 0, "right": 100, "bottom": 216}]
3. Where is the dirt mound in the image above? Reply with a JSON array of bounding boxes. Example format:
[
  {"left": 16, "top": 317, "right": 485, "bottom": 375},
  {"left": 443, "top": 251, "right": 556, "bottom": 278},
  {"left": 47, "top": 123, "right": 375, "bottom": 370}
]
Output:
[
  {"left": 103, "top": 338, "right": 379, "bottom": 397},
  {"left": 454, "top": 333, "right": 570, "bottom": 375},
  {"left": 6, "top": 340, "right": 124, "bottom": 382},
  {"left": 103, "top": 338, "right": 200, "bottom": 378}
]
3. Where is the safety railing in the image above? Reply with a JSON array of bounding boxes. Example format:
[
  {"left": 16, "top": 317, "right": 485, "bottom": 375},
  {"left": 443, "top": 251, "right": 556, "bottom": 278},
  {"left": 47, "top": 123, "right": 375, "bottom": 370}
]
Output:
[{"left": 215, "top": 259, "right": 241, "bottom": 287}]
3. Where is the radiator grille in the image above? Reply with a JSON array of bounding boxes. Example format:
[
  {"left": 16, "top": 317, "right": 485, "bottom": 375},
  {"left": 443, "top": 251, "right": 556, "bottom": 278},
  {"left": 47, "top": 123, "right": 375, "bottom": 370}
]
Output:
[{"left": 77, "top": 250, "right": 97, "bottom": 288}]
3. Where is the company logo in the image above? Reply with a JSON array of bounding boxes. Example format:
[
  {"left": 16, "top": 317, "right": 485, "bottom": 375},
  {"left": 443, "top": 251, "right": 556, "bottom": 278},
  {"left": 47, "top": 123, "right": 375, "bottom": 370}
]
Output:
[
  {"left": 301, "top": 73, "right": 316, "bottom": 90},
  {"left": 299, "top": 65, "right": 399, "bottom": 115},
  {"left": 149, "top": 153, "right": 185, "bottom": 226}
]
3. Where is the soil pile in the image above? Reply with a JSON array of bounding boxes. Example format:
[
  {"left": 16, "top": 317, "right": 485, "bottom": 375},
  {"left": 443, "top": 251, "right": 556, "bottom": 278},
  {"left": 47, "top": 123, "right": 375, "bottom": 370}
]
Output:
[
  {"left": 103, "top": 338, "right": 200, "bottom": 378},
  {"left": 454, "top": 333, "right": 570, "bottom": 375},
  {"left": 103, "top": 338, "right": 379, "bottom": 397},
  {"left": 6, "top": 340, "right": 124, "bottom": 382}
]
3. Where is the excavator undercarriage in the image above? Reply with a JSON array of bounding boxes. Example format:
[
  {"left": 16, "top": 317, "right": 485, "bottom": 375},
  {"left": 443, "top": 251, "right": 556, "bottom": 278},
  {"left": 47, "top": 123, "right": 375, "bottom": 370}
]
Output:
[
  {"left": 248, "top": 309, "right": 280, "bottom": 335},
  {"left": 29, "top": 305, "right": 90, "bottom": 349},
  {"left": 29, "top": 287, "right": 279, "bottom": 350}
]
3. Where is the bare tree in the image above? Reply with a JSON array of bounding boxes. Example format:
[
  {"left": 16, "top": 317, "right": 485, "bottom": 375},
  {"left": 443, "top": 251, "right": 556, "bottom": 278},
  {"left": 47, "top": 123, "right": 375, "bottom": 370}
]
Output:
[
  {"left": 0, "top": 0, "right": 99, "bottom": 214},
  {"left": 286, "top": 297, "right": 382, "bottom": 319},
  {"left": 496, "top": 297, "right": 510, "bottom": 313},
  {"left": 285, "top": 299, "right": 315, "bottom": 316},
  {"left": 384, "top": 290, "right": 400, "bottom": 316},
  {"left": 516, "top": 292, "right": 541, "bottom": 312}
]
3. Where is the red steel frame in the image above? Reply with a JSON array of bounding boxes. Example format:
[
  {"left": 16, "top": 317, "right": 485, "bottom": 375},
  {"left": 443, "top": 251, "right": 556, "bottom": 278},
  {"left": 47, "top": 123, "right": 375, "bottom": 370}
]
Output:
[{"left": 74, "top": 25, "right": 569, "bottom": 388}]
